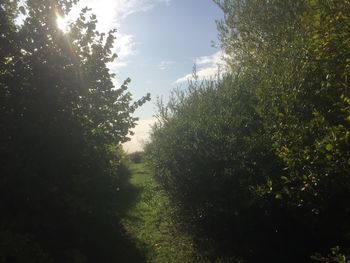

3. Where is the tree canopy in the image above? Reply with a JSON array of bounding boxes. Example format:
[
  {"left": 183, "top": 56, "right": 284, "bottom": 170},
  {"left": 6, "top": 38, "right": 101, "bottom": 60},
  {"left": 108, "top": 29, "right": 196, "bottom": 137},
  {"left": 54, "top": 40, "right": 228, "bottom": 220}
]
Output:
[{"left": 0, "top": 0, "right": 149, "bottom": 262}]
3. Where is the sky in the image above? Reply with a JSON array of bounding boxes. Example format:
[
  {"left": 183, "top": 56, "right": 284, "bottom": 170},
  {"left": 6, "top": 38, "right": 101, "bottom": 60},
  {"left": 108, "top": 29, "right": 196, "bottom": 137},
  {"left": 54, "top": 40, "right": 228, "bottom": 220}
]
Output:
[{"left": 65, "top": 0, "right": 224, "bottom": 152}]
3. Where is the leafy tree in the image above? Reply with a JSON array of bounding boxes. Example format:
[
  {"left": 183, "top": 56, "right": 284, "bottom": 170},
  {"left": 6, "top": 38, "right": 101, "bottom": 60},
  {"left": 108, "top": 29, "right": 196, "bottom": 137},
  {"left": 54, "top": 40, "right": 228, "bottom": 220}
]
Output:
[
  {"left": 0, "top": 0, "right": 149, "bottom": 261},
  {"left": 215, "top": 0, "right": 350, "bottom": 260},
  {"left": 146, "top": 74, "right": 288, "bottom": 262},
  {"left": 146, "top": 0, "right": 350, "bottom": 261}
]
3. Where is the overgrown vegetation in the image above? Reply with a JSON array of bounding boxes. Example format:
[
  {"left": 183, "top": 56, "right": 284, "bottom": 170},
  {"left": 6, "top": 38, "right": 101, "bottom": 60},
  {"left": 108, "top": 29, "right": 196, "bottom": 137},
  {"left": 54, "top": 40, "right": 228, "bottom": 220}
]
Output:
[
  {"left": 146, "top": 0, "right": 350, "bottom": 262},
  {"left": 2, "top": 0, "right": 350, "bottom": 262},
  {"left": 0, "top": 0, "right": 149, "bottom": 261}
]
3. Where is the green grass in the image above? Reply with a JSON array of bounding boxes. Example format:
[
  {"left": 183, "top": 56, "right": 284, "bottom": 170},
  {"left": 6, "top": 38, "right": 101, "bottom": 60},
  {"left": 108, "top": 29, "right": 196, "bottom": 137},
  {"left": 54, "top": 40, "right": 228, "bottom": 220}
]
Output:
[{"left": 122, "top": 162, "right": 207, "bottom": 263}]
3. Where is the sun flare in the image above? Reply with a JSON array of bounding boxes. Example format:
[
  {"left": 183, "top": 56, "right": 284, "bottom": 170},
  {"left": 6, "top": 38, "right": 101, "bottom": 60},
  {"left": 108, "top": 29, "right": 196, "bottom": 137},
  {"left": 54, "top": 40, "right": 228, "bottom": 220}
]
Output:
[{"left": 56, "top": 15, "right": 69, "bottom": 32}]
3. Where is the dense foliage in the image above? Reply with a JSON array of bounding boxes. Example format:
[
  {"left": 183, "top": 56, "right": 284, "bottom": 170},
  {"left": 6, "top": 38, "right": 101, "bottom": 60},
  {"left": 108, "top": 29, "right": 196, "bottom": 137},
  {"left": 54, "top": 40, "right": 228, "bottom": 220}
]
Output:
[
  {"left": 0, "top": 0, "right": 149, "bottom": 262},
  {"left": 146, "top": 0, "right": 350, "bottom": 262},
  {"left": 146, "top": 75, "right": 286, "bottom": 261}
]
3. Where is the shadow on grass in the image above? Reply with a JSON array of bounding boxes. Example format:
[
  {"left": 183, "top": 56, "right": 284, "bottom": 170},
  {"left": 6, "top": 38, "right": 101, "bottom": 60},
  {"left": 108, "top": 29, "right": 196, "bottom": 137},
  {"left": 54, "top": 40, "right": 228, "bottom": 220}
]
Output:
[
  {"left": 113, "top": 164, "right": 147, "bottom": 262},
  {"left": 112, "top": 227, "right": 146, "bottom": 263}
]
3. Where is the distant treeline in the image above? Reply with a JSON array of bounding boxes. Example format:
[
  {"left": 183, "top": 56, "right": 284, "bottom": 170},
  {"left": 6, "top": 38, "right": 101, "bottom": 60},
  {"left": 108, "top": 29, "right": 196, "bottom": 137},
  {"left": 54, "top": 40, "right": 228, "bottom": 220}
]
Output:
[{"left": 145, "top": 0, "right": 350, "bottom": 262}]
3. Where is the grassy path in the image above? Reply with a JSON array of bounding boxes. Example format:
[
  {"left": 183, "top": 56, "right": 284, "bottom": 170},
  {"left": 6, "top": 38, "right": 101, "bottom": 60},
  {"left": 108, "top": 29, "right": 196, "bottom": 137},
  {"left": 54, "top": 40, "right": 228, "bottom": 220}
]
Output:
[{"left": 121, "top": 162, "right": 207, "bottom": 263}]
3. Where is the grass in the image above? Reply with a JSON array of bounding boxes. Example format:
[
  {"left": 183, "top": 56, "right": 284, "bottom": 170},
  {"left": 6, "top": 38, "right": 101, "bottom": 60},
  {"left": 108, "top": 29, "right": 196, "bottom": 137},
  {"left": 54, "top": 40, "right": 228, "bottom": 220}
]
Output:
[{"left": 122, "top": 162, "right": 207, "bottom": 263}]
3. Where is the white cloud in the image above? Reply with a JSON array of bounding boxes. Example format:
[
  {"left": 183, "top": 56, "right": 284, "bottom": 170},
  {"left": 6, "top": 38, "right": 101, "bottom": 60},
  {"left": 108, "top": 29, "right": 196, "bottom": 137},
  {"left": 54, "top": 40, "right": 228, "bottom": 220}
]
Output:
[
  {"left": 174, "top": 50, "right": 226, "bottom": 84},
  {"left": 115, "top": 34, "right": 137, "bottom": 58},
  {"left": 69, "top": 0, "right": 170, "bottom": 31},
  {"left": 67, "top": 0, "right": 170, "bottom": 71},
  {"left": 107, "top": 60, "right": 128, "bottom": 73},
  {"left": 158, "top": 60, "right": 176, "bottom": 70},
  {"left": 196, "top": 54, "right": 217, "bottom": 65},
  {"left": 106, "top": 33, "right": 136, "bottom": 75},
  {"left": 114, "top": 0, "right": 171, "bottom": 19},
  {"left": 109, "top": 33, "right": 137, "bottom": 71},
  {"left": 122, "top": 117, "right": 156, "bottom": 153}
]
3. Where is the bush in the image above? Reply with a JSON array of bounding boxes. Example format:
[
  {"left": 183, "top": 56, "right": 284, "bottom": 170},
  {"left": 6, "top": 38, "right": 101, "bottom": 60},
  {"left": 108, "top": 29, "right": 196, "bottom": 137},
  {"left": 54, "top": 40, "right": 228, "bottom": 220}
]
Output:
[
  {"left": 146, "top": 75, "right": 290, "bottom": 261},
  {"left": 146, "top": 0, "right": 350, "bottom": 261}
]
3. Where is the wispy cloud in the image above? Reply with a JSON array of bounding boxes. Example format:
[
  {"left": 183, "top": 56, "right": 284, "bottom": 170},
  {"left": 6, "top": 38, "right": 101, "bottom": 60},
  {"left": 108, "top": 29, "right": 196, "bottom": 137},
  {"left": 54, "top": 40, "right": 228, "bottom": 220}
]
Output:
[
  {"left": 70, "top": 0, "right": 170, "bottom": 31},
  {"left": 113, "top": 0, "right": 171, "bottom": 19},
  {"left": 68, "top": 0, "right": 170, "bottom": 71},
  {"left": 158, "top": 60, "right": 176, "bottom": 70},
  {"left": 174, "top": 50, "right": 226, "bottom": 84},
  {"left": 122, "top": 117, "right": 156, "bottom": 153},
  {"left": 108, "top": 33, "right": 137, "bottom": 71},
  {"left": 115, "top": 34, "right": 137, "bottom": 58}
]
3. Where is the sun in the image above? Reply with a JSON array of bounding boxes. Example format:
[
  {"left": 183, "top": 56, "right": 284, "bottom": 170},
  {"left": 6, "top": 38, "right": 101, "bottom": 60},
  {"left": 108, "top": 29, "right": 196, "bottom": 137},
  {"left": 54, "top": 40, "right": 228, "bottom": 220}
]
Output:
[{"left": 56, "top": 15, "right": 69, "bottom": 32}]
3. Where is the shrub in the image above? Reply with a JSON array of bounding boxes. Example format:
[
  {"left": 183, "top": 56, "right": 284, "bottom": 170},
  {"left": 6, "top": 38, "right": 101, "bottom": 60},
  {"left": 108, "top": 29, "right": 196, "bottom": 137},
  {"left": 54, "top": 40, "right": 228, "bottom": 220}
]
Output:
[
  {"left": 146, "top": 75, "right": 289, "bottom": 261},
  {"left": 146, "top": 0, "right": 350, "bottom": 261}
]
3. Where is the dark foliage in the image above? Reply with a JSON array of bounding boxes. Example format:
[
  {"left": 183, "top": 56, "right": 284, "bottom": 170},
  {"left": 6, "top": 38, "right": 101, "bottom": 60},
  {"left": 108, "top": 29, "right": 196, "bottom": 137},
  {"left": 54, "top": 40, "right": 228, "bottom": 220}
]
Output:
[{"left": 0, "top": 0, "right": 149, "bottom": 262}]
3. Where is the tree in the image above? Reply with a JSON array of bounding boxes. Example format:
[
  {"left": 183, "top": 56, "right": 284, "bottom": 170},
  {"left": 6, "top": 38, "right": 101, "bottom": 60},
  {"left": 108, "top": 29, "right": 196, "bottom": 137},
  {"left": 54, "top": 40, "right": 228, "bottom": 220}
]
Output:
[
  {"left": 146, "top": 0, "right": 350, "bottom": 261},
  {"left": 0, "top": 0, "right": 149, "bottom": 261},
  {"left": 146, "top": 74, "right": 288, "bottom": 262},
  {"left": 215, "top": 0, "right": 350, "bottom": 260}
]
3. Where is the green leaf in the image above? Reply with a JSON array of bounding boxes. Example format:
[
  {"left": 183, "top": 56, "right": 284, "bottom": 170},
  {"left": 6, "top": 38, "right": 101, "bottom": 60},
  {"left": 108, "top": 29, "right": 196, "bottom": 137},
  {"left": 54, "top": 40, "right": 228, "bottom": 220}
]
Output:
[
  {"left": 325, "top": 144, "right": 333, "bottom": 151},
  {"left": 275, "top": 193, "right": 282, "bottom": 200},
  {"left": 281, "top": 176, "right": 289, "bottom": 182}
]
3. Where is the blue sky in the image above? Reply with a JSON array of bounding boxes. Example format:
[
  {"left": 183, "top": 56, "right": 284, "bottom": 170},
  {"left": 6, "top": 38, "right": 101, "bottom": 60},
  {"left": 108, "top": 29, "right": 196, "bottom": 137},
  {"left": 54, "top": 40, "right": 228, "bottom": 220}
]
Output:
[{"left": 67, "top": 0, "right": 224, "bottom": 151}]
